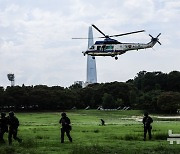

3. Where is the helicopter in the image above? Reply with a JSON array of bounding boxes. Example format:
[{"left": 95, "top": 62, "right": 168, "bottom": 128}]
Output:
[{"left": 73, "top": 24, "right": 161, "bottom": 60}]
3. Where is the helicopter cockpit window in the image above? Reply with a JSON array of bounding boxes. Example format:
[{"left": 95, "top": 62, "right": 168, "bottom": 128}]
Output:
[{"left": 90, "top": 45, "right": 94, "bottom": 49}]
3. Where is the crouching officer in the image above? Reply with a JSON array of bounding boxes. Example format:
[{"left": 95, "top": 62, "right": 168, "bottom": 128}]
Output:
[
  {"left": 0, "top": 112, "right": 8, "bottom": 143},
  {"left": 100, "top": 119, "right": 105, "bottom": 126},
  {"left": 7, "top": 111, "right": 22, "bottom": 145},
  {"left": 59, "top": 112, "right": 72, "bottom": 143},
  {"left": 143, "top": 112, "right": 153, "bottom": 141}
]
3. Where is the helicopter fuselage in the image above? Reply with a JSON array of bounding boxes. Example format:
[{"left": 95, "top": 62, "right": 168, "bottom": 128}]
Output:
[
  {"left": 74, "top": 24, "right": 161, "bottom": 60},
  {"left": 83, "top": 38, "right": 157, "bottom": 59}
]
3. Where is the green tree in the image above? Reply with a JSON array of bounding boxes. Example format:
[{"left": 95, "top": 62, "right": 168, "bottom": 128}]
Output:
[
  {"left": 102, "top": 93, "right": 115, "bottom": 108},
  {"left": 157, "top": 92, "right": 180, "bottom": 113},
  {"left": 167, "top": 71, "right": 180, "bottom": 91},
  {"left": 115, "top": 98, "right": 124, "bottom": 108}
]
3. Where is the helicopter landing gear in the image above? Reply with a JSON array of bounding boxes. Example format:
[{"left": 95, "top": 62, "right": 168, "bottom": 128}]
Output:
[
  {"left": 82, "top": 52, "right": 86, "bottom": 56},
  {"left": 115, "top": 56, "right": 118, "bottom": 60}
]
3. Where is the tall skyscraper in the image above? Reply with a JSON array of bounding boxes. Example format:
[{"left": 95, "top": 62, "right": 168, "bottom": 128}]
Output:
[{"left": 86, "top": 26, "right": 97, "bottom": 85}]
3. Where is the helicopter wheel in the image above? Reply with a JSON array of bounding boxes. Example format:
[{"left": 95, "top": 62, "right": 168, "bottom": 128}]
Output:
[
  {"left": 92, "top": 56, "right": 95, "bottom": 59},
  {"left": 115, "top": 56, "right": 118, "bottom": 60},
  {"left": 82, "top": 52, "right": 86, "bottom": 56}
]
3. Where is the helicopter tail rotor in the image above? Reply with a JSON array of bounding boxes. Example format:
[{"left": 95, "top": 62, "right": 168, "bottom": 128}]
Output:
[{"left": 149, "top": 33, "right": 161, "bottom": 45}]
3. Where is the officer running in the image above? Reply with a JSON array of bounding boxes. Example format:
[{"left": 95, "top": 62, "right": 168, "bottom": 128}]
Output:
[
  {"left": 142, "top": 112, "right": 153, "bottom": 141},
  {"left": 0, "top": 112, "right": 8, "bottom": 143},
  {"left": 7, "top": 111, "right": 22, "bottom": 145},
  {"left": 59, "top": 112, "right": 72, "bottom": 143}
]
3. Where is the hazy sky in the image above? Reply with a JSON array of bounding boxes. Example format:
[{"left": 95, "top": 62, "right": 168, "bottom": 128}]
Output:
[{"left": 0, "top": 0, "right": 179, "bottom": 87}]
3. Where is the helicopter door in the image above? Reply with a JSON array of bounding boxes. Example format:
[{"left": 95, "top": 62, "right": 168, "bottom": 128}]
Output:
[{"left": 97, "top": 46, "right": 101, "bottom": 51}]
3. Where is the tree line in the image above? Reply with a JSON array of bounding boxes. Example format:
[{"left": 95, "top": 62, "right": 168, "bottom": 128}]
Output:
[{"left": 0, "top": 71, "right": 180, "bottom": 113}]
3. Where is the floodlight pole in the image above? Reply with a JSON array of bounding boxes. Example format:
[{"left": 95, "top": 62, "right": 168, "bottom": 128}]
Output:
[
  {"left": 7, "top": 74, "right": 15, "bottom": 87},
  {"left": 11, "top": 80, "right": 15, "bottom": 87}
]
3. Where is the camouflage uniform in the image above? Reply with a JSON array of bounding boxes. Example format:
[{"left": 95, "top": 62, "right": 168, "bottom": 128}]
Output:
[
  {"left": 100, "top": 119, "right": 105, "bottom": 126},
  {"left": 0, "top": 113, "right": 8, "bottom": 143},
  {"left": 7, "top": 111, "right": 22, "bottom": 145},
  {"left": 59, "top": 112, "right": 72, "bottom": 143},
  {"left": 143, "top": 113, "right": 153, "bottom": 140}
]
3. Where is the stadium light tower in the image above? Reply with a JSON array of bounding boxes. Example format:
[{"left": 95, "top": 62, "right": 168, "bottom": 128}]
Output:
[{"left": 7, "top": 73, "right": 15, "bottom": 86}]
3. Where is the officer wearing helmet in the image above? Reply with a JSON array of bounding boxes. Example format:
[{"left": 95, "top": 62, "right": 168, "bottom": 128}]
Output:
[
  {"left": 59, "top": 112, "right": 72, "bottom": 143},
  {"left": 142, "top": 112, "right": 153, "bottom": 141},
  {"left": 7, "top": 111, "right": 22, "bottom": 145},
  {"left": 0, "top": 112, "right": 8, "bottom": 143}
]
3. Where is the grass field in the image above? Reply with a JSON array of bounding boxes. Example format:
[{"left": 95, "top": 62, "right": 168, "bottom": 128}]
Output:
[{"left": 0, "top": 110, "right": 180, "bottom": 154}]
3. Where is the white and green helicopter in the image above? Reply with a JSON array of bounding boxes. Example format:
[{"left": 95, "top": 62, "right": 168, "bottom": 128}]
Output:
[{"left": 73, "top": 24, "right": 161, "bottom": 60}]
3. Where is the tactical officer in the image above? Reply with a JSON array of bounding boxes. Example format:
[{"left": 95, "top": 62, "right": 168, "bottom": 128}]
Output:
[
  {"left": 0, "top": 112, "right": 8, "bottom": 143},
  {"left": 59, "top": 112, "right": 72, "bottom": 143},
  {"left": 143, "top": 112, "right": 153, "bottom": 141},
  {"left": 7, "top": 111, "right": 22, "bottom": 145},
  {"left": 100, "top": 119, "right": 105, "bottom": 126}
]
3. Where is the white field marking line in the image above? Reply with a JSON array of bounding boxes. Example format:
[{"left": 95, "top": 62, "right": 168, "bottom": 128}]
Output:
[
  {"left": 157, "top": 116, "right": 180, "bottom": 119},
  {"left": 167, "top": 130, "right": 180, "bottom": 145}
]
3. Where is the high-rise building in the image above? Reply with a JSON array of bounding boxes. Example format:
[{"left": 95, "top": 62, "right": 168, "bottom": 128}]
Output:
[
  {"left": 86, "top": 26, "right": 97, "bottom": 85},
  {"left": 74, "top": 26, "right": 97, "bottom": 87}
]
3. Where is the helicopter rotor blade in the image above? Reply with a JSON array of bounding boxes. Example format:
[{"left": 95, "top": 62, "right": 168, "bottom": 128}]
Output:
[
  {"left": 109, "top": 30, "right": 145, "bottom": 37},
  {"left": 157, "top": 41, "right": 161, "bottom": 45},
  {"left": 149, "top": 34, "right": 153, "bottom": 38},
  {"left": 92, "top": 24, "right": 107, "bottom": 37},
  {"left": 157, "top": 33, "right": 161, "bottom": 38},
  {"left": 152, "top": 47, "right": 156, "bottom": 51},
  {"left": 73, "top": 25, "right": 145, "bottom": 39}
]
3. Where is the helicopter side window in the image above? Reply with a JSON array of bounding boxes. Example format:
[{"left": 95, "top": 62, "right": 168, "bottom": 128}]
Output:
[{"left": 105, "top": 45, "right": 114, "bottom": 50}]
